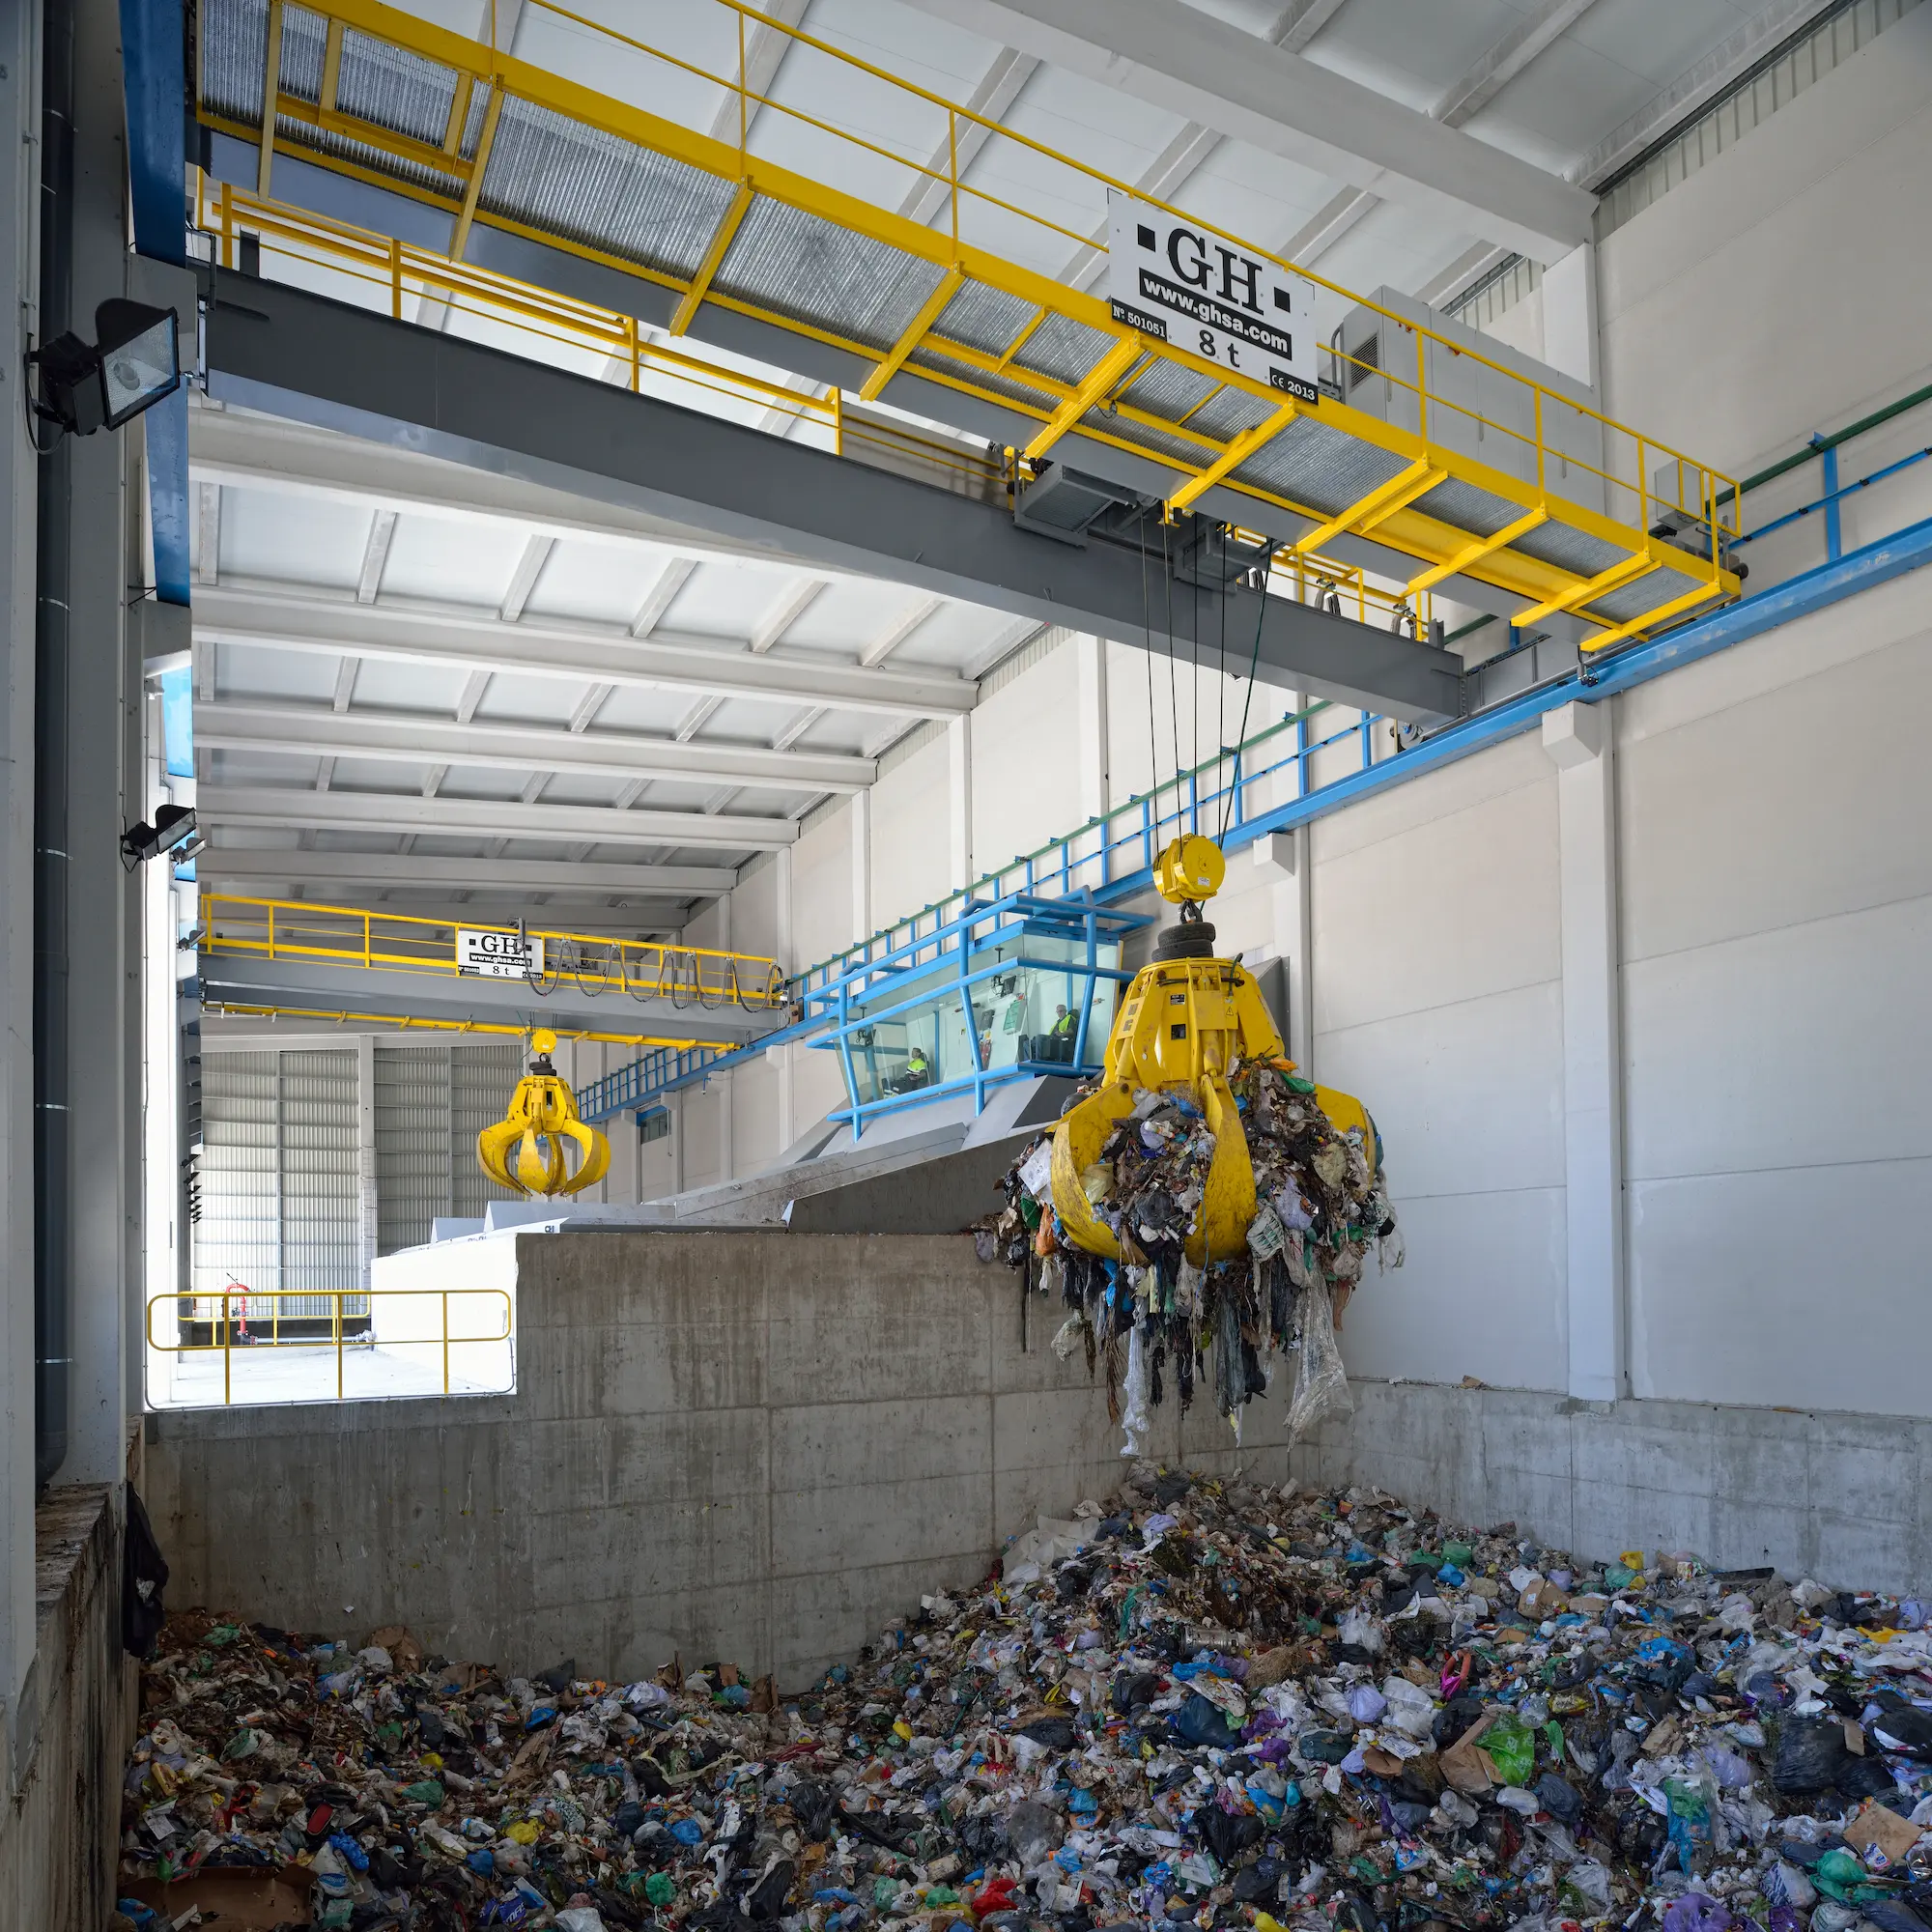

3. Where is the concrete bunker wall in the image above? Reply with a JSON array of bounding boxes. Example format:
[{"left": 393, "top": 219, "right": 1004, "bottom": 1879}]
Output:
[{"left": 144, "top": 1229, "right": 1313, "bottom": 1688}]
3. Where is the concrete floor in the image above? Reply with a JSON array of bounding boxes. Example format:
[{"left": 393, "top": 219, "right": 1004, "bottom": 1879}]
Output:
[{"left": 147, "top": 1339, "right": 512, "bottom": 1408}]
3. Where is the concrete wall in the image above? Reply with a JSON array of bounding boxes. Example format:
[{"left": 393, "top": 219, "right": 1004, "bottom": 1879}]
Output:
[
  {"left": 146, "top": 1229, "right": 1317, "bottom": 1687},
  {"left": 0, "top": 1484, "right": 137, "bottom": 1932},
  {"left": 1293, "top": 1379, "right": 1932, "bottom": 1597}
]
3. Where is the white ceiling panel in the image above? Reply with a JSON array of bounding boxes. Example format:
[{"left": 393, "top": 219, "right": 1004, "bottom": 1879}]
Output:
[
  {"left": 436, "top": 767, "right": 551, "bottom": 802},
  {"left": 781, "top": 576, "right": 914, "bottom": 654},
  {"left": 346, "top": 659, "right": 473, "bottom": 714},
  {"left": 1568, "top": 0, "right": 1763, "bottom": 91},
  {"left": 695, "top": 695, "right": 814, "bottom": 743},
  {"left": 220, "top": 490, "right": 371, "bottom": 589},
  {"left": 666, "top": 562, "right": 801, "bottom": 639},
  {"left": 523, "top": 541, "right": 674, "bottom": 628},
  {"left": 328, "top": 758, "right": 438, "bottom": 792},
  {"left": 508, "top": 0, "right": 738, "bottom": 132},
  {"left": 531, "top": 773, "right": 630, "bottom": 808},
  {"left": 213, "top": 639, "right": 343, "bottom": 703},
  {"left": 381, "top": 516, "right": 526, "bottom": 609},
  {"left": 1309, "top": 0, "right": 1525, "bottom": 114},
  {"left": 468, "top": 669, "right": 587, "bottom": 726},
  {"left": 588, "top": 686, "right": 704, "bottom": 734}
]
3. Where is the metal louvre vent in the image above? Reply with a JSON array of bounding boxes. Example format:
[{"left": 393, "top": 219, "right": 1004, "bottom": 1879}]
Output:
[
  {"left": 277, "top": 5, "right": 327, "bottom": 104},
  {"left": 451, "top": 1043, "right": 524, "bottom": 1222},
  {"left": 334, "top": 28, "right": 461, "bottom": 150},
  {"left": 202, "top": 0, "right": 270, "bottom": 125},
  {"left": 277, "top": 1050, "right": 359, "bottom": 1308},
  {"left": 1009, "top": 310, "right": 1117, "bottom": 388},
  {"left": 196, "top": 1049, "right": 279, "bottom": 1298},
  {"left": 932, "top": 280, "right": 1035, "bottom": 357},
  {"left": 376, "top": 1045, "right": 452, "bottom": 1257},
  {"left": 1233, "top": 416, "right": 1409, "bottom": 517},
  {"left": 715, "top": 198, "right": 947, "bottom": 353},
  {"left": 482, "top": 96, "right": 738, "bottom": 278},
  {"left": 279, "top": 116, "right": 464, "bottom": 199},
  {"left": 1120, "top": 358, "right": 1219, "bottom": 423}
]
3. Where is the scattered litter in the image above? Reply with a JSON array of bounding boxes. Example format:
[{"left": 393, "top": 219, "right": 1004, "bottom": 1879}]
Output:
[
  {"left": 120, "top": 1476, "right": 1932, "bottom": 1932},
  {"left": 977, "top": 1060, "right": 1400, "bottom": 1444}
]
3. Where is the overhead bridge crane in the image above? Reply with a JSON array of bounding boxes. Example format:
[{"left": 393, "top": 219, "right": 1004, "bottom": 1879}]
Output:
[{"left": 183, "top": 0, "right": 1741, "bottom": 726}]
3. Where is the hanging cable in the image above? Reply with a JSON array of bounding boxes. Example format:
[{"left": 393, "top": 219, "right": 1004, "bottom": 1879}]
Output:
[
  {"left": 1162, "top": 516, "right": 1179, "bottom": 845},
  {"left": 1139, "top": 523, "right": 1159, "bottom": 833},
  {"left": 1216, "top": 525, "right": 1229, "bottom": 827},
  {"left": 1220, "top": 547, "right": 1272, "bottom": 842}
]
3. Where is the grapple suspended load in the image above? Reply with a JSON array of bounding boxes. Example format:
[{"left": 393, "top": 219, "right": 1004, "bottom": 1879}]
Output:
[
  {"left": 1050, "top": 834, "right": 1375, "bottom": 1264},
  {"left": 476, "top": 1028, "right": 611, "bottom": 1198}
]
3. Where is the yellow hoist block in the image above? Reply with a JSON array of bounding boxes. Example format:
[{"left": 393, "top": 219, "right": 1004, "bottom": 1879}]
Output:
[
  {"left": 1049, "top": 838, "right": 1370, "bottom": 1264},
  {"left": 476, "top": 1028, "right": 611, "bottom": 1198}
]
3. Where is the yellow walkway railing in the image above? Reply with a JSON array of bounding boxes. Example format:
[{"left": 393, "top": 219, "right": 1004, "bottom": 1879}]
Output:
[
  {"left": 148, "top": 1287, "right": 513, "bottom": 1404},
  {"left": 200, "top": 892, "right": 789, "bottom": 1011},
  {"left": 196, "top": 0, "right": 1739, "bottom": 649},
  {"left": 196, "top": 180, "right": 1447, "bottom": 644}
]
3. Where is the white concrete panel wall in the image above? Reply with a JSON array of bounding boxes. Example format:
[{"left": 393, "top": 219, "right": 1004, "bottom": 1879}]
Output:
[
  {"left": 868, "top": 733, "right": 950, "bottom": 931},
  {"left": 791, "top": 800, "right": 855, "bottom": 977},
  {"left": 1307, "top": 736, "right": 1569, "bottom": 1393},
  {"left": 972, "top": 644, "right": 1083, "bottom": 882},
  {"left": 1618, "top": 571, "right": 1932, "bottom": 1417}
]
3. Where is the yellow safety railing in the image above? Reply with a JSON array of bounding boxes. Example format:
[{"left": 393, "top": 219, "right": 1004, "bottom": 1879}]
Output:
[
  {"left": 197, "top": 998, "right": 708, "bottom": 1050},
  {"left": 199, "top": 892, "right": 789, "bottom": 1011},
  {"left": 197, "top": 0, "right": 1740, "bottom": 649},
  {"left": 147, "top": 1288, "right": 514, "bottom": 1404},
  {"left": 199, "top": 182, "right": 1435, "bottom": 641}
]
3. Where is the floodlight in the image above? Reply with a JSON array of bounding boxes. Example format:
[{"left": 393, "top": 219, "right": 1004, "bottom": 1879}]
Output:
[
  {"left": 121, "top": 803, "right": 200, "bottom": 867},
  {"left": 29, "top": 298, "right": 181, "bottom": 437}
]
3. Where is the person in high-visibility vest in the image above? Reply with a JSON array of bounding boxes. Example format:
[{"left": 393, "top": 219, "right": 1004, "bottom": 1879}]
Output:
[
  {"left": 1051, "top": 1005, "right": 1075, "bottom": 1037},
  {"left": 902, "top": 1046, "right": 932, "bottom": 1089}
]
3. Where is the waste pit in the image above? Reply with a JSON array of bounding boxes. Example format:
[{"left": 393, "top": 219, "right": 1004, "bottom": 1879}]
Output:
[{"left": 114, "top": 1468, "right": 1932, "bottom": 1932}]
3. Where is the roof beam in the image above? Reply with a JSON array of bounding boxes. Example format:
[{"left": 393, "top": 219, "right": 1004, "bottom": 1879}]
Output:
[
  {"left": 196, "top": 784, "right": 798, "bottom": 851},
  {"left": 195, "top": 847, "right": 733, "bottom": 895},
  {"left": 195, "top": 482, "right": 221, "bottom": 585},
  {"left": 355, "top": 506, "right": 397, "bottom": 603},
  {"left": 196, "top": 697, "right": 876, "bottom": 791},
  {"left": 1272, "top": 0, "right": 1352, "bottom": 55},
  {"left": 891, "top": 0, "right": 1594, "bottom": 259},
  {"left": 900, "top": 48, "right": 1039, "bottom": 228},
  {"left": 202, "top": 272, "right": 1462, "bottom": 722},
  {"left": 1290, "top": 0, "right": 1605, "bottom": 271},
  {"left": 497, "top": 532, "right": 554, "bottom": 621},
  {"left": 194, "top": 581, "right": 973, "bottom": 719},
  {"left": 1433, "top": 0, "right": 1603, "bottom": 128},
  {"left": 707, "top": 0, "right": 810, "bottom": 147}
]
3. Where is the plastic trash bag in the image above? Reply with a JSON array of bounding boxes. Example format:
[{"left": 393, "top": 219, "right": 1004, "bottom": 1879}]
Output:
[
  {"left": 1286, "top": 1281, "right": 1351, "bottom": 1442},
  {"left": 1484, "top": 1714, "right": 1536, "bottom": 1787}
]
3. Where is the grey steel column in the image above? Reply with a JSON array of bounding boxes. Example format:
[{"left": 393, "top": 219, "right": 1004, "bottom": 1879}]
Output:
[{"left": 50, "top": 0, "right": 130, "bottom": 1483}]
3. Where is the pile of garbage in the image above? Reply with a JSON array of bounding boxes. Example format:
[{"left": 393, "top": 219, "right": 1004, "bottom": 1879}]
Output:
[
  {"left": 116, "top": 1470, "right": 1932, "bottom": 1932},
  {"left": 975, "top": 1061, "right": 1401, "bottom": 1445}
]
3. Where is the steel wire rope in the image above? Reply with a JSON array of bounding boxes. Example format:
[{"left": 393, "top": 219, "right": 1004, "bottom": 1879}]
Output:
[
  {"left": 1216, "top": 523, "right": 1229, "bottom": 832},
  {"left": 1191, "top": 528, "right": 1201, "bottom": 834},
  {"left": 1139, "top": 526, "right": 1160, "bottom": 855},
  {"left": 1220, "top": 547, "right": 1272, "bottom": 844},
  {"left": 1162, "top": 518, "right": 1179, "bottom": 848}
]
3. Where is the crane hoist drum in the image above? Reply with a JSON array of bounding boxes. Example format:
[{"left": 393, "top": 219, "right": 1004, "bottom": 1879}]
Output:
[
  {"left": 476, "top": 1028, "right": 611, "bottom": 1199},
  {"left": 1049, "top": 834, "right": 1374, "bottom": 1264}
]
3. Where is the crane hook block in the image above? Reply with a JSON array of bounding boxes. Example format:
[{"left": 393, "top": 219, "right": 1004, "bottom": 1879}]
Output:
[
  {"left": 1153, "top": 834, "right": 1225, "bottom": 906},
  {"left": 475, "top": 1026, "right": 611, "bottom": 1199}
]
